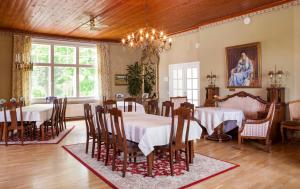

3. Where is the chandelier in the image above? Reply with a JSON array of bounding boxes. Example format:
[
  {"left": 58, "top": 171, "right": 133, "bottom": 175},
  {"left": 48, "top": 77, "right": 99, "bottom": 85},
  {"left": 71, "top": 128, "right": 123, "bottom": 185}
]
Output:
[
  {"left": 15, "top": 52, "right": 33, "bottom": 71},
  {"left": 121, "top": 0, "right": 172, "bottom": 53},
  {"left": 121, "top": 28, "right": 172, "bottom": 53}
]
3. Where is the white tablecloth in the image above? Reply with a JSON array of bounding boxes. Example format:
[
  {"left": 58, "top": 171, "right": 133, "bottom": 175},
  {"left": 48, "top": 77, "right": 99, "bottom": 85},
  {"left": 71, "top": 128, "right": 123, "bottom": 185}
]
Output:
[
  {"left": 195, "top": 107, "right": 244, "bottom": 135},
  {"left": 0, "top": 104, "right": 53, "bottom": 126},
  {"left": 105, "top": 112, "right": 202, "bottom": 156}
]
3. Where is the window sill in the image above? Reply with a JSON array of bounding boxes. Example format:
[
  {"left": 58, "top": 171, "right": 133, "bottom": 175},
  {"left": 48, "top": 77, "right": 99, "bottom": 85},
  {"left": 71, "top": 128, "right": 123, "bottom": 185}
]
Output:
[{"left": 31, "top": 97, "right": 100, "bottom": 104}]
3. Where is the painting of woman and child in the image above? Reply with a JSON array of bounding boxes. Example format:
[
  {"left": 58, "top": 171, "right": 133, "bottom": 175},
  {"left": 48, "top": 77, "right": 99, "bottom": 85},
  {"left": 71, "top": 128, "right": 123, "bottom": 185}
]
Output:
[{"left": 226, "top": 42, "right": 262, "bottom": 88}]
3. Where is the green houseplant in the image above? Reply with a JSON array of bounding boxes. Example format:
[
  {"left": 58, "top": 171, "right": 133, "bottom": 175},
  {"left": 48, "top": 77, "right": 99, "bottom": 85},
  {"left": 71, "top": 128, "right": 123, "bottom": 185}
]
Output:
[
  {"left": 126, "top": 62, "right": 143, "bottom": 96},
  {"left": 143, "top": 64, "right": 156, "bottom": 95}
]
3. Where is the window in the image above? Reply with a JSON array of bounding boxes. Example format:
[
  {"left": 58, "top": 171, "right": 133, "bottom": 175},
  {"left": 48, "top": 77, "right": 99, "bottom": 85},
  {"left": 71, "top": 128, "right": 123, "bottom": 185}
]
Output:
[
  {"left": 31, "top": 39, "right": 98, "bottom": 100},
  {"left": 169, "top": 62, "right": 200, "bottom": 106}
]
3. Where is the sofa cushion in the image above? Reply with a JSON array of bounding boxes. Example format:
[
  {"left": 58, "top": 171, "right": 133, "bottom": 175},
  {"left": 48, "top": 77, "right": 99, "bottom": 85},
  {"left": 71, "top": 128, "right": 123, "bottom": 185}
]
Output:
[{"left": 218, "top": 96, "right": 267, "bottom": 119}]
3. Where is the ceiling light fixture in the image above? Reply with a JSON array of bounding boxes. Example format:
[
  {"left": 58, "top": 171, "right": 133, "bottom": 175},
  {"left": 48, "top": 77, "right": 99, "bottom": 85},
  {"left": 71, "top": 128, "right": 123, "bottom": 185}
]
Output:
[{"left": 243, "top": 16, "right": 251, "bottom": 25}]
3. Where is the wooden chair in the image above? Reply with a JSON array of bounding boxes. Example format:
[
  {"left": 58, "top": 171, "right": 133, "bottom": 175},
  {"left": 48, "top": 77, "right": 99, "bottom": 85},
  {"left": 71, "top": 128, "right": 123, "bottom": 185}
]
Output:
[
  {"left": 281, "top": 100, "right": 300, "bottom": 143},
  {"left": 95, "top": 105, "right": 112, "bottom": 165},
  {"left": 109, "top": 108, "right": 142, "bottom": 177},
  {"left": 2, "top": 102, "right": 26, "bottom": 145},
  {"left": 238, "top": 102, "right": 276, "bottom": 152},
  {"left": 60, "top": 97, "right": 67, "bottom": 130},
  {"left": 156, "top": 107, "right": 191, "bottom": 176},
  {"left": 103, "top": 99, "right": 117, "bottom": 113},
  {"left": 123, "top": 97, "right": 137, "bottom": 112},
  {"left": 146, "top": 99, "right": 159, "bottom": 115},
  {"left": 43, "top": 99, "right": 60, "bottom": 138},
  {"left": 180, "top": 102, "right": 195, "bottom": 120},
  {"left": 170, "top": 96, "right": 187, "bottom": 109},
  {"left": 84, "top": 103, "right": 100, "bottom": 158},
  {"left": 161, "top": 101, "right": 174, "bottom": 117}
]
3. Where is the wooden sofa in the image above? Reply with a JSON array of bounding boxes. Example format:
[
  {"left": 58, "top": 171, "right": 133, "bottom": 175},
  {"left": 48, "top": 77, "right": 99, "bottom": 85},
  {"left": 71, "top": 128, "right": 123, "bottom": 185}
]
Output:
[{"left": 215, "top": 91, "right": 284, "bottom": 143}]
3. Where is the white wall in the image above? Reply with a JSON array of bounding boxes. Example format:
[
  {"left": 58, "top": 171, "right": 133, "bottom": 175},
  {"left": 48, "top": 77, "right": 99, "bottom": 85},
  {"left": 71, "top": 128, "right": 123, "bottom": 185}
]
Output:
[
  {"left": 160, "top": 6, "right": 299, "bottom": 105},
  {"left": 294, "top": 5, "right": 300, "bottom": 99}
]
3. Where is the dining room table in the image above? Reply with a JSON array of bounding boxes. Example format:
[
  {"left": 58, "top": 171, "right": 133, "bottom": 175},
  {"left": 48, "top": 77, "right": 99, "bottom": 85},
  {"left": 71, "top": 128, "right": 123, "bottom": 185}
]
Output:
[
  {"left": 0, "top": 104, "right": 53, "bottom": 141},
  {"left": 103, "top": 112, "right": 202, "bottom": 176},
  {"left": 91, "top": 101, "right": 146, "bottom": 114},
  {"left": 195, "top": 107, "right": 244, "bottom": 141}
]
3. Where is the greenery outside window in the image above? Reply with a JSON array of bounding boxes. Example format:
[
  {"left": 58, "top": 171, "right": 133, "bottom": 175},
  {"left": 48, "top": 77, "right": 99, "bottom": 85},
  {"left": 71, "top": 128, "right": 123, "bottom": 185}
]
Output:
[{"left": 31, "top": 39, "right": 98, "bottom": 100}]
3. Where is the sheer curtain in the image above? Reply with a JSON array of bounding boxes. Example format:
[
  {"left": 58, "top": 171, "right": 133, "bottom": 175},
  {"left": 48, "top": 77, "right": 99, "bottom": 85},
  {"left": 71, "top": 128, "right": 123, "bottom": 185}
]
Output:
[
  {"left": 12, "top": 35, "right": 32, "bottom": 105},
  {"left": 97, "top": 43, "right": 111, "bottom": 102}
]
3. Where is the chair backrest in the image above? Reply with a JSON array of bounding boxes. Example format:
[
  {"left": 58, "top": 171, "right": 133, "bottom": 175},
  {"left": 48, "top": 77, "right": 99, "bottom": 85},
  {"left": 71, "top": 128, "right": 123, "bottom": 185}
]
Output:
[
  {"left": 103, "top": 99, "right": 117, "bottom": 113},
  {"left": 109, "top": 108, "right": 127, "bottom": 151},
  {"left": 50, "top": 99, "right": 59, "bottom": 123},
  {"left": 170, "top": 107, "right": 191, "bottom": 149},
  {"left": 170, "top": 96, "right": 187, "bottom": 109},
  {"left": 180, "top": 102, "right": 195, "bottom": 120},
  {"left": 147, "top": 99, "right": 159, "bottom": 115},
  {"left": 84, "top": 104, "right": 96, "bottom": 138},
  {"left": 95, "top": 105, "right": 109, "bottom": 143},
  {"left": 265, "top": 102, "right": 276, "bottom": 138},
  {"left": 57, "top": 98, "right": 63, "bottom": 121},
  {"left": 123, "top": 97, "right": 137, "bottom": 112},
  {"left": 115, "top": 93, "right": 125, "bottom": 101},
  {"left": 3, "top": 102, "right": 24, "bottom": 130},
  {"left": 288, "top": 100, "right": 300, "bottom": 121},
  {"left": 161, "top": 101, "right": 174, "bottom": 117},
  {"left": 61, "top": 97, "right": 67, "bottom": 121}
]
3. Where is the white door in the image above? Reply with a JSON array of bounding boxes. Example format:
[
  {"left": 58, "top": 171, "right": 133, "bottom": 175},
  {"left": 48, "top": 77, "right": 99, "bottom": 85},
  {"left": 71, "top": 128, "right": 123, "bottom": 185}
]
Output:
[{"left": 169, "top": 62, "right": 200, "bottom": 106}]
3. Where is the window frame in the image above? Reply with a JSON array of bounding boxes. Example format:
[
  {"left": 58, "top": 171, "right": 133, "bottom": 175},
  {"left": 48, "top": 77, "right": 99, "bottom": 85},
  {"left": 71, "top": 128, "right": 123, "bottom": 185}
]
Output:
[{"left": 31, "top": 38, "right": 98, "bottom": 103}]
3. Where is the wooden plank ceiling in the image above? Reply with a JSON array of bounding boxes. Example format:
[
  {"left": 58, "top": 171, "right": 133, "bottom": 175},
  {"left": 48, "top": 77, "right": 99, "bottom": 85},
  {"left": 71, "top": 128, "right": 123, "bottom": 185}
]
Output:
[{"left": 0, "top": 0, "right": 292, "bottom": 42}]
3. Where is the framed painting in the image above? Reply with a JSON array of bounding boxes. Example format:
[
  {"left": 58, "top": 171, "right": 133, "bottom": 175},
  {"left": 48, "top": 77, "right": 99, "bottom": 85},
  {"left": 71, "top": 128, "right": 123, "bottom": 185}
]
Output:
[
  {"left": 226, "top": 42, "right": 262, "bottom": 88},
  {"left": 114, "top": 74, "right": 128, "bottom": 86}
]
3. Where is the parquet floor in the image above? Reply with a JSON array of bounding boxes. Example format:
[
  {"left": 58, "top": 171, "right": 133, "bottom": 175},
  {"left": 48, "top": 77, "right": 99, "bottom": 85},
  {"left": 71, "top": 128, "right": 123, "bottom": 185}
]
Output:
[{"left": 0, "top": 121, "right": 299, "bottom": 189}]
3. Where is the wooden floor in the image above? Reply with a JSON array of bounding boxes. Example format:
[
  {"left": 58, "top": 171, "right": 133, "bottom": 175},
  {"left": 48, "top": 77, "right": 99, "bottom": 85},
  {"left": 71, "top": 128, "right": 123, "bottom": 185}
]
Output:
[{"left": 0, "top": 121, "right": 299, "bottom": 189}]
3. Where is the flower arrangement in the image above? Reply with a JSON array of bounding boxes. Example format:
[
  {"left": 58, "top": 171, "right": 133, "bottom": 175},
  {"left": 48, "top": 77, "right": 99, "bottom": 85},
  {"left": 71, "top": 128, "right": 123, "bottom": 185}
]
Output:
[
  {"left": 10, "top": 98, "right": 17, "bottom": 103},
  {"left": 0, "top": 98, "right": 6, "bottom": 111}
]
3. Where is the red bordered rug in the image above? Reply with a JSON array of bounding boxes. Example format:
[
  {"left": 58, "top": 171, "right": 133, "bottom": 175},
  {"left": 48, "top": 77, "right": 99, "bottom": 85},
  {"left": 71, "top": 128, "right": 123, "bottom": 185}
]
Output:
[
  {"left": 0, "top": 126, "right": 75, "bottom": 145},
  {"left": 63, "top": 143, "right": 239, "bottom": 189}
]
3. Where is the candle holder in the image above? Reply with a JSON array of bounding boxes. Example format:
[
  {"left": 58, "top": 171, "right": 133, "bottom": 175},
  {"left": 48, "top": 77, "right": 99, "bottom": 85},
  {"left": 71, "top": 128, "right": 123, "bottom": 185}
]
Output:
[
  {"left": 206, "top": 72, "right": 217, "bottom": 87},
  {"left": 268, "top": 65, "right": 285, "bottom": 88}
]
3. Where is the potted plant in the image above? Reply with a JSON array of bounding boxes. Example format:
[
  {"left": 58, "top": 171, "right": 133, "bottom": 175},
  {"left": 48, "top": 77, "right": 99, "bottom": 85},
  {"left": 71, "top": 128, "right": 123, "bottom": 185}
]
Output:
[{"left": 126, "top": 62, "right": 143, "bottom": 96}]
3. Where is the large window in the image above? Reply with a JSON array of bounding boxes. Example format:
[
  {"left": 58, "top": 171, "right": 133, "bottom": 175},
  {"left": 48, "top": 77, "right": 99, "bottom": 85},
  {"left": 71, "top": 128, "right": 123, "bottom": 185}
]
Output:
[{"left": 31, "top": 40, "right": 98, "bottom": 100}]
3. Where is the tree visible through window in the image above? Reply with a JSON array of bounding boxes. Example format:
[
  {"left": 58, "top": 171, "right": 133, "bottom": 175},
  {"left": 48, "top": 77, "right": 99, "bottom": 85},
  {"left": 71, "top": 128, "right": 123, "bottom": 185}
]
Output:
[{"left": 31, "top": 41, "right": 97, "bottom": 99}]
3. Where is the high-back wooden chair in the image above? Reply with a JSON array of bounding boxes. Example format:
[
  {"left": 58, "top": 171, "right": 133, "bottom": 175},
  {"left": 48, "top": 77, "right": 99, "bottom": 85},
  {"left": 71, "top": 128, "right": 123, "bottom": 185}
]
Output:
[
  {"left": 123, "top": 97, "right": 137, "bottom": 112},
  {"left": 2, "top": 102, "right": 25, "bottom": 145},
  {"left": 281, "top": 100, "right": 300, "bottom": 143},
  {"left": 84, "top": 104, "right": 99, "bottom": 158},
  {"left": 103, "top": 99, "right": 117, "bottom": 113},
  {"left": 180, "top": 102, "right": 195, "bottom": 120},
  {"left": 109, "top": 108, "right": 141, "bottom": 177},
  {"left": 43, "top": 99, "right": 60, "bottom": 138},
  {"left": 95, "top": 105, "right": 112, "bottom": 164},
  {"left": 157, "top": 107, "right": 191, "bottom": 176},
  {"left": 170, "top": 96, "right": 187, "bottom": 109},
  {"left": 146, "top": 99, "right": 159, "bottom": 115},
  {"left": 161, "top": 101, "right": 174, "bottom": 117},
  {"left": 61, "top": 97, "right": 67, "bottom": 130},
  {"left": 238, "top": 102, "right": 276, "bottom": 152}
]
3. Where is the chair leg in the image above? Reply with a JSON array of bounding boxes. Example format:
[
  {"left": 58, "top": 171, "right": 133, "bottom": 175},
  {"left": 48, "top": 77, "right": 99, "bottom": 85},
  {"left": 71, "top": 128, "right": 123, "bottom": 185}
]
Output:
[
  {"left": 105, "top": 144, "right": 109, "bottom": 166},
  {"left": 185, "top": 147, "right": 189, "bottom": 172},
  {"left": 21, "top": 129, "right": 24, "bottom": 145},
  {"left": 122, "top": 152, "right": 127, "bottom": 177},
  {"left": 85, "top": 137, "right": 89, "bottom": 154},
  {"left": 91, "top": 138, "right": 95, "bottom": 158},
  {"left": 265, "top": 140, "right": 272, "bottom": 153},
  {"left": 280, "top": 126, "right": 285, "bottom": 144},
  {"left": 112, "top": 148, "right": 116, "bottom": 171},
  {"left": 170, "top": 150, "right": 174, "bottom": 176},
  {"left": 51, "top": 125, "right": 54, "bottom": 139},
  {"left": 237, "top": 133, "right": 242, "bottom": 150},
  {"left": 97, "top": 140, "right": 101, "bottom": 161}
]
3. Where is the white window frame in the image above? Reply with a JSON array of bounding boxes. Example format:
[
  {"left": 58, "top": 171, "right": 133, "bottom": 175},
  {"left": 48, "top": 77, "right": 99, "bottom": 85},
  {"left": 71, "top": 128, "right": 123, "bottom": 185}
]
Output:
[
  {"left": 31, "top": 38, "right": 98, "bottom": 103},
  {"left": 169, "top": 62, "right": 200, "bottom": 106}
]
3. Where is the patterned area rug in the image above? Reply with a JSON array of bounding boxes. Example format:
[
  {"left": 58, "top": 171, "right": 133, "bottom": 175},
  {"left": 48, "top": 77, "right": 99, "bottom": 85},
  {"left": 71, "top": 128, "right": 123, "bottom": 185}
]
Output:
[
  {"left": 0, "top": 126, "right": 75, "bottom": 145},
  {"left": 63, "top": 143, "right": 239, "bottom": 189}
]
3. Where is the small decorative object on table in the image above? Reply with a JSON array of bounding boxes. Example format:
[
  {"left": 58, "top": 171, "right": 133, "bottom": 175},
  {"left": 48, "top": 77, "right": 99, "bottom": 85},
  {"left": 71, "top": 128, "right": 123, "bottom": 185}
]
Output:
[
  {"left": 10, "top": 98, "right": 17, "bottom": 103},
  {"left": 0, "top": 99, "right": 6, "bottom": 111}
]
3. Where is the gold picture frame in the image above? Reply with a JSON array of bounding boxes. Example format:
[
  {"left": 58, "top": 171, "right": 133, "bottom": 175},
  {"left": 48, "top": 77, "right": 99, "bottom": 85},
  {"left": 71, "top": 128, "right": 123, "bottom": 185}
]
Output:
[
  {"left": 226, "top": 42, "right": 262, "bottom": 88},
  {"left": 114, "top": 74, "right": 128, "bottom": 86}
]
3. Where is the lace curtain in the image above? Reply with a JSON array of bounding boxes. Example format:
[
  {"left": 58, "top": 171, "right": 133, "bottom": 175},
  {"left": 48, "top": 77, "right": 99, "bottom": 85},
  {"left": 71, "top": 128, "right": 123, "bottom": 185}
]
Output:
[
  {"left": 12, "top": 35, "right": 32, "bottom": 105},
  {"left": 97, "top": 43, "right": 111, "bottom": 101}
]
